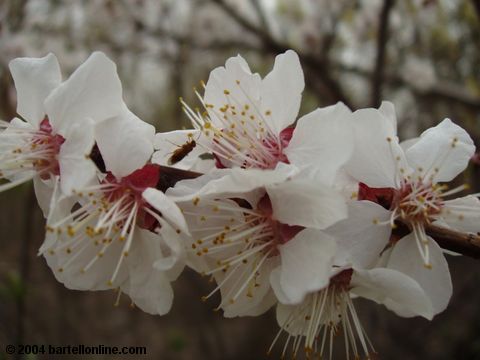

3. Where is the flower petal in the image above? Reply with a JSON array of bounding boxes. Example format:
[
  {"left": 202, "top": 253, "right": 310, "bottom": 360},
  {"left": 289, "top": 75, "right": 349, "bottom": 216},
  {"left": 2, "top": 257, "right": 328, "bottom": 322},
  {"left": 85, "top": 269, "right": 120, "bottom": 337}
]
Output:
[
  {"left": 406, "top": 118, "right": 475, "bottom": 182},
  {"left": 275, "top": 302, "right": 305, "bottom": 336},
  {"left": 440, "top": 195, "right": 480, "bottom": 233},
  {"left": 267, "top": 179, "right": 348, "bottom": 229},
  {"left": 95, "top": 108, "right": 155, "bottom": 178},
  {"left": 58, "top": 119, "right": 97, "bottom": 195},
  {"left": 260, "top": 50, "right": 304, "bottom": 135},
  {"left": 386, "top": 234, "right": 452, "bottom": 315},
  {"left": 345, "top": 108, "right": 409, "bottom": 188},
  {"left": 326, "top": 200, "right": 392, "bottom": 268},
  {"left": 142, "top": 188, "right": 190, "bottom": 235},
  {"left": 378, "top": 101, "right": 397, "bottom": 133},
  {"left": 43, "top": 230, "right": 126, "bottom": 291},
  {"left": 351, "top": 267, "right": 434, "bottom": 320},
  {"left": 204, "top": 55, "right": 261, "bottom": 128},
  {"left": 166, "top": 163, "right": 298, "bottom": 202},
  {"left": 123, "top": 228, "right": 174, "bottom": 315},
  {"left": 33, "top": 176, "right": 55, "bottom": 218},
  {"left": 284, "top": 102, "right": 353, "bottom": 185},
  {"left": 45, "top": 52, "right": 123, "bottom": 135},
  {"left": 9, "top": 53, "right": 61, "bottom": 127},
  {"left": 273, "top": 229, "right": 336, "bottom": 304},
  {"left": 38, "top": 177, "right": 76, "bottom": 254},
  {"left": 219, "top": 257, "right": 278, "bottom": 318}
]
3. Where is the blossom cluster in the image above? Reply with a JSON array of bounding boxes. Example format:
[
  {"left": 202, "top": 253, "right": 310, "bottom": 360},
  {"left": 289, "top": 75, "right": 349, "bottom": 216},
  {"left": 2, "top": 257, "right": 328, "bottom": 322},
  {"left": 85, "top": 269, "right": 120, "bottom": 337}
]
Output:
[{"left": 2, "top": 50, "right": 479, "bottom": 359}]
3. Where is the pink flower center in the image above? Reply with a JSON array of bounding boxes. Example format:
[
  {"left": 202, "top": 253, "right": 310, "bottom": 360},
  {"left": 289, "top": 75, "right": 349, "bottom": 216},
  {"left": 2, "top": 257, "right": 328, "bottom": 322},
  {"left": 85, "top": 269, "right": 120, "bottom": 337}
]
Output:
[
  {"left": 34, "top": 118, "right": 65, "bottom": 178},
  {"left": 329, "top": 268, "right": 353, "bottom": 291},
  {"left": 358, "top": 181, "right": 444, "bottom": 224},
  {"left": 213, "top": 127, "right": 294, "bottom": 170},
  {"left": 102, "top": 164, "right": 161, "bottom": 230},
  {"left": 256, "top": 193, "right": 303, "bottom": 250}
]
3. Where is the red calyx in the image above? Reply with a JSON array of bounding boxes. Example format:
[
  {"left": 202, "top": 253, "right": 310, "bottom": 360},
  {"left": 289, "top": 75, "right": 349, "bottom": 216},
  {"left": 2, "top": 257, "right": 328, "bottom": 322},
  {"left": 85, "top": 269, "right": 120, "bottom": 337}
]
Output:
[
  {"left": 330, "top": 268, "right": 354, "bottom": 290},
  {"left": 37, "top": 118, "right": 65, "bottom": 178},
  {"left": 257, "top": 193, "right": 304, "bottom": 245},
  {"left": 120, "top": 164, "right": 161, "bottom": 193},
  {"left": 358, "top": 182, "right": 395, "bottom": 210}
]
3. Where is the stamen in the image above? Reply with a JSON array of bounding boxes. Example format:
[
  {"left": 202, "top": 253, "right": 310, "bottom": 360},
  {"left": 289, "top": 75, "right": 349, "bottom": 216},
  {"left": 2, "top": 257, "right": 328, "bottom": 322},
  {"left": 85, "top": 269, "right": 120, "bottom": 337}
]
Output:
[{"left": 270, "top": 277, "right": 375, "bottom": 360}]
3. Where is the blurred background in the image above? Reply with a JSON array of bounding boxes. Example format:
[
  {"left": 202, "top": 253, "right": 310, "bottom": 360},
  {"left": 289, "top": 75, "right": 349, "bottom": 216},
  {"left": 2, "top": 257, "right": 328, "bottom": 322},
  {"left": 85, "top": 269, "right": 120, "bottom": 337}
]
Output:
[{"left": 0, "top": 0, "right": 480, "bottom": 359}]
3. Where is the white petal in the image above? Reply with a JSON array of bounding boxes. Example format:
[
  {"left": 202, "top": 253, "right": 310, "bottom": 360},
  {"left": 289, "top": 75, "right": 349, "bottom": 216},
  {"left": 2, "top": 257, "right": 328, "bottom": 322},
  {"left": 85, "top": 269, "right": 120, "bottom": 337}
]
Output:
[
  {"left": 44, "top": 52, "right": 123, "bottom": 135},
  {"left": 406, "top": 119, "right": 475, "bottom": 182},
  {"left": 166, "top": 163, "right": 298, "bottom": 202},
  {"left": 123, "top": 228, "right": 174, "bottom": 315},
  {"left": 43, "top": 229, "right": 127, "bottom": 291},
  {"left": 326, "top": 200, "right": 392, "bottom": 268},
  {"left": 270, "top": 267, "right": 292, "bottom": 305},
  {"left": 387, "top": 234, "right": 452, "bottom": 315},
  {"left": 400, "top": 137, "right": 419, "bottom": 152},
  {"left": 273, "top": 229, "right": 336, "bottom": 304},
  {"left": 440, "top": 195, "right": 480, "bottom": 233},
  {"left": 58, "top": 119, "right": 97, "bottom": 195},
  {"left": 152, "top": 219, "right": 185, "bottom": 278},
  {"left": 33, "top": 176, "right": 55, "bottom": 218},
  {"left": 142, "top": 188, "right": 190, "bottom": 235},
  {"left": 351, "top": 267, "right": 434, "bottom": 320},
  {"left": 378, "top": 101, "right": 397, "bottom": 133},
  {"left": 38, "top": 177, "right": 75, "bottom": 254},
  {"left": 345, "top": 108, "right": 409, "bottom": 188},
  {"left": 151, "top": 129, "right": 204, "bottom": 170},
  {"left": 275, "top": 302, "right": 305, "bottom": 336},
  {"left": 260, "top": 50, "right": 304, "bottom": 134},
  {"left": 95, "top": 108, "right": 155, "bottom": 178},
  {"left": 9, "top": 53, "right": 61, "bottom": 127},
  {"left": 267, "top": 180, "right": 348, "bottom": 229},
  {"left": 284, "top": 102, "right": 353, "bottom": 185},
  {"left": 220, "top": 257, "right": 278, "bottom": 318},
  {"left": 204, "top": 55, "right": 261, "bottom": 127}
]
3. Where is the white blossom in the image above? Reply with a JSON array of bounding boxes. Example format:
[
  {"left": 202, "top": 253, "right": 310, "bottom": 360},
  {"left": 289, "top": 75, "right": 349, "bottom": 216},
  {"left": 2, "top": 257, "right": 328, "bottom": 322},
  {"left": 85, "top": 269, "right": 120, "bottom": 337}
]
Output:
[
  {"left": 40, "top": 109, "right": 188, "bottom": 315},
  {"left": 1, "top": 52, "right": 124, "bottom": 216},
  {"left": 178, "top": 50, "right": 353, "bottom": 185},
  {"left": 340, "top": 101, "right": 478, "bottom": 315},
  {"left": 165, "top": 165, "right": 348, "bottom": 316}
]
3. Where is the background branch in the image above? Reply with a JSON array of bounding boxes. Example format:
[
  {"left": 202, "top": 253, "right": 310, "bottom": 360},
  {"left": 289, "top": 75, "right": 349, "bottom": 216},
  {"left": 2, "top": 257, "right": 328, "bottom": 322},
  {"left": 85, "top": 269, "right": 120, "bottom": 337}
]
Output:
[
  {"left": 371, "top": 0, "right": 395, "bottom": 107},
  {"left": 472, "top": 0, "right": 480, "bottom": 20},
  {"left": 209, "top": 0, "right": 353, "bottom": 108}
]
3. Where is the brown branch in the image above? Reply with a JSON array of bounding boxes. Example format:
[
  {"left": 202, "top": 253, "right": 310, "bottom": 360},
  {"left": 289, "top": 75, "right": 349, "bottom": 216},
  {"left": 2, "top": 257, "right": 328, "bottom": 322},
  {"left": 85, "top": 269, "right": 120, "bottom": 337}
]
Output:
[
  {"left": 425, "top": 224, "right": 480, "bottom": 259},
  {"left": 249, "top": 0, "right": 270, "bottom": 33},
  {"left": 339, "top": 64, "right": 480, "bottom": 111},
  {"left": 157, "top": 165, "right": 202, "bottom": 192},
  {"left": 371, "top": 0, "right": 395, "bottom": 107},
  {"left": 15, "top": 185, "right": 35, "bottom": 360},
  {"left": 159, "top": 165, "right": 480, "bottom": 259},
  {"left": 472, "top": 0, "right": 480, "bottom": 20}
]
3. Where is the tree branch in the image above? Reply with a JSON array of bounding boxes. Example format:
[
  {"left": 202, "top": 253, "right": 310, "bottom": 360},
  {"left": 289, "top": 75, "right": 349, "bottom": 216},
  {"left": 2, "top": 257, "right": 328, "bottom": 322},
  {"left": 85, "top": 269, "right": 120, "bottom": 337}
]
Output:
[
  {"left": 472, "top": 0, "right": 480, "bottom": 20},
  {"left": 339, "top": 64, "right": 480, "bottom": 111},
  {"left": 209, "top": 0, "right": 353, "bottom": 108},
  {"left": 371, "top": 0, "right": 395, "bottom": 107},
  {"left": 426, "top": 224, "right": 480, "bottom": 259},
  {"left": 159, "top": 165, "right": 480, "bottom": 260}
]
